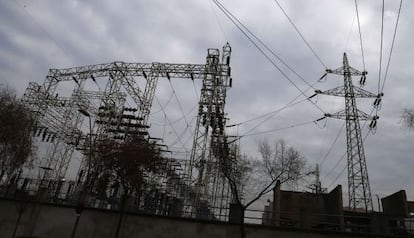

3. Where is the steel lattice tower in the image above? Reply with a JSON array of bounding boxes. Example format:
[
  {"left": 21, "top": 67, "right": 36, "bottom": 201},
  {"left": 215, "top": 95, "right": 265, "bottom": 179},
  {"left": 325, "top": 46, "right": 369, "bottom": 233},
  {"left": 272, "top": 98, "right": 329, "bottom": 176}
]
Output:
[
  {"left": 189, "top": 43, "right": 232, "bottom": 216},
  {"left": 316, "top": 53, "right": 379, "bottom": 211}
]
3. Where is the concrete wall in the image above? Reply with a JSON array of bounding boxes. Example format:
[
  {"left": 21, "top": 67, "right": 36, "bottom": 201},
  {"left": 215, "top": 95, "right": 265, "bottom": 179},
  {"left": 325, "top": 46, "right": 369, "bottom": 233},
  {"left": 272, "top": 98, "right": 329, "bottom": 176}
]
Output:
[
  {"left": 0, "top": 198, "right": 395, "bottom": 238},
  {"left": 408, "top": 201, "right": 414, "bottom": 214},
  {"left": 382, "top": 190, "right": 409, "bottom": 217},
  {"left": 269, "top": 184, "right": 344, "bottom": 230}
]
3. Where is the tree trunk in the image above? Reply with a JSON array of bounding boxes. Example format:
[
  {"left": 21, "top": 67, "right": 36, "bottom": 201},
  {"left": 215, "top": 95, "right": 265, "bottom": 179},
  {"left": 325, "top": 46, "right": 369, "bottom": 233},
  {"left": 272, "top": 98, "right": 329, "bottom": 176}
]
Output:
[
  {"left": 12, "top": 208, "right": 23, "bottom": 238},
  {"left": 115, "top": 192, "right": 127, "bottom": 238},
  {"left": 239, "top": 207, "right": 246, "bottom": 238}
]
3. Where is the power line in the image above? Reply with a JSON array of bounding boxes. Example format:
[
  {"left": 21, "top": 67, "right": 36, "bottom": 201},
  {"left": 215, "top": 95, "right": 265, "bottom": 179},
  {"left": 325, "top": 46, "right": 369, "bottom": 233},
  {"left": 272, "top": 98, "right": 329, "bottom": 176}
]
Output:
[
  {"left": 168, "top": 79, "right": 194, "bottom": 135},
  {"left": 381, "top": 0, "right": 403, "bottom": 94},
  {"left": 354, "top": 0, "right": 366, "bottom": 71},
  {"left": 242, "top": 120, "right": 316, "bottom": 137},
  {"left": 239, "top": 96, "right": 306, "bottom": 137},
  {"left": 321, "top": 152, "right": 346, "bottom": 183},
  {"left": 376, "top": 0, "right": 403, "bottom": 119},
  {"left": 326, "top": 164, "right": 347, "bottom": 190},
  {"left": 209, "top": 0, "right": 228, "bottom": 41},
  {"left": 152, "top": 105, "right": 198, "bottom": 127},
  {"left": 214, "top": 0, "right": 315, "bottom": 90},
  {"left": 232, "top": 80, "right": 319, "bottom": 128},
  {"left": 236, "top": 80, "right": 320, "bottom": 137},
  {"left": 150, "top": 91, "right": 174, "bottom": 116},
  {"left": 319, "top": 121, "right": 345, "bottom": 167},
  {"left": 213, "top": 0, "right": 326, "bottom": 115},
  {"left": 378, "top": 0, "right": 385, "bottom": 94},
  {"left": 169, "top": 115, "right": 197, "bottom": 148},
  {"left": 240, "top": 97, "right": 306, "bottom": 126},
  {"left": 13, "top": 0, "right": 72, "bottom": 62},
  {"left": 272, "top": 0, "right": 327, "bottom": 69},
  {"left": 153, "top": 95, "right": 190, "bottom": 154},
  {"left": 192, "top": 80, "right": 199, "bottom": 101},
  {"left": 344, "top": 13, "right": 357, "bottom": 52}
]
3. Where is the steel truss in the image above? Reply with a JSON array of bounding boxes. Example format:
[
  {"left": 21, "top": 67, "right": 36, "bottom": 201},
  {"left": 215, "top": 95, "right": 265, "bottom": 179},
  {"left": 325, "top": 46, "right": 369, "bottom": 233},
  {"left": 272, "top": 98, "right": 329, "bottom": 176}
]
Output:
[
  {"left": 22, "top": 43, "right": 234, "bottom": 219},
  {"left": 316, "top": 53, "right": 379, "bottom": 211}
]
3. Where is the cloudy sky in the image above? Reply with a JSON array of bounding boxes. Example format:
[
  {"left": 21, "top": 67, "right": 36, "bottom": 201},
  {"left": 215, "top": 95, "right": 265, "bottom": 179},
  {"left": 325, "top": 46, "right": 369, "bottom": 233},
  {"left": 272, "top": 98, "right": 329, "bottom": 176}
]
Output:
[{"left": 1, "top": 0, "right": 413, "bottom": 205}]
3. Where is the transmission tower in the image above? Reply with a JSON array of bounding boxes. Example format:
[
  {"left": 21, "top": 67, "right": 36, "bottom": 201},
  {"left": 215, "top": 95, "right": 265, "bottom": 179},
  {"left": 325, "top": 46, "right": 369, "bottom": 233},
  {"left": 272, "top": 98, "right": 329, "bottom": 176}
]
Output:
[{"left": 316, "top": 53, "right": 380, "bottom": 212}]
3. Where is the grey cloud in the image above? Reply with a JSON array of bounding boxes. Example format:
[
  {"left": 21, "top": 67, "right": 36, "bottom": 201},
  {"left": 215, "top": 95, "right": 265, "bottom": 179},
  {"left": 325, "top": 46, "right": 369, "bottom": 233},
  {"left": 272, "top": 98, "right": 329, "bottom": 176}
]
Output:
[{"left": 1, "top": 0, "right": 413, "bottom": 201}]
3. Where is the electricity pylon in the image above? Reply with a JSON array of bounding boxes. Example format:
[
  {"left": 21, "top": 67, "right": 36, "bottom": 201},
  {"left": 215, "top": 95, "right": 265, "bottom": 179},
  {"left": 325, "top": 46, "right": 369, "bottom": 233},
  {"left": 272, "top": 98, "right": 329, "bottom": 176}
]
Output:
[{"left": 316, "top": 53, "right": 380, "bottom": 212}]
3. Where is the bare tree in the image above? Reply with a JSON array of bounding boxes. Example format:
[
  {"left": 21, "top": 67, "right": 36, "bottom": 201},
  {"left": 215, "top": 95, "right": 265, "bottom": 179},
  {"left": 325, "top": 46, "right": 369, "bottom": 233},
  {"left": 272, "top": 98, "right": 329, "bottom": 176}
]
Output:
[
  {"left": 93, "top": 135, "right": 163, "bottom": 238},
  {"left": 0, "top": 87, "right": 35, "bottom": 183},
  {"left": 221, "top": 139, "right": 306, "bottom": 238},
  {"left": 402, "top": 109, "right": 414, "bottom": 129}
]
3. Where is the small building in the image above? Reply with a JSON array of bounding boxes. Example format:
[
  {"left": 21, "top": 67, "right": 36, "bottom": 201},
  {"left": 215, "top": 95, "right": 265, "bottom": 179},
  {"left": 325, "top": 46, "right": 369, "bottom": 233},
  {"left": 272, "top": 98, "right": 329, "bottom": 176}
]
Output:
[
  {"left": 262, "top": 180, "right": 343, "bottom": 230},
  {"left": 263, "top": 181, "right": 414, "bottom": 235}
]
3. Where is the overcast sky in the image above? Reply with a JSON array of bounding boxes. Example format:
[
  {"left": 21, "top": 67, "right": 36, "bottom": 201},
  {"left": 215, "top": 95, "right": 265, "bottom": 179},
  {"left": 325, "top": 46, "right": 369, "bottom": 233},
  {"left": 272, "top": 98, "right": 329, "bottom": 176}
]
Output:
[{"left": 1, "top": 0, "right": 413, "bottom": 204}]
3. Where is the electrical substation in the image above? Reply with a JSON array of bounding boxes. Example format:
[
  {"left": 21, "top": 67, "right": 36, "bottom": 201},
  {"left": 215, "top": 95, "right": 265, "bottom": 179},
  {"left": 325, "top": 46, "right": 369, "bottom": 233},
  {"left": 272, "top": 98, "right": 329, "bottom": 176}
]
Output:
[{"left": 21, "top": 43, "right": 234, "bottom": 219}]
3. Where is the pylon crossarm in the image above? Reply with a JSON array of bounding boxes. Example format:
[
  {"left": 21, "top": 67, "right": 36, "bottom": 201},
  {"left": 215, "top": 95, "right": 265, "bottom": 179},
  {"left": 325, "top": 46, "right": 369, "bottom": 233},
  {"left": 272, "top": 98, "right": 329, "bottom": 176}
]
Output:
[
  {"left": 317, "top": 86, "right": 377, "bottom": 98},
  {"left": 327, "top": 66, "right": 366, "bottom": 76},
  {"left": 325, "top": 109, "right": 372, "bottom": 121}
]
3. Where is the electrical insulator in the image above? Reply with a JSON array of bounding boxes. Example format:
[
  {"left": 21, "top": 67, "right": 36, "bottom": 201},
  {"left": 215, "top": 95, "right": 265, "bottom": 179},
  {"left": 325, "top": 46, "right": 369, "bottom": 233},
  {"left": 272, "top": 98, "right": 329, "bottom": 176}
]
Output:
[
  {"left": 316, "top": 116, "right": 326, "bottom": 122},
  {"left": 319, "top": 73, "right": 328, "bottom": 80},
  {"left": 42, "top": 132, "right": 47, "bottom": 141},
  {"left": 373, "top": 98, "right": 382, "bottom": 107},
  {"left": 369, "top": 116, "right": 379, "bottom": 129},
  {"left": 309, "top": 90, "right": 321, "bottom": 99},
  {"left": 72, "top": 76, "right": 79, "bottom": 85},
  {"left": 359, "top": 76, "right": 366, "bottom": 86},
  {"left": 369, "top": 120, "right": 377, "bottom": 129},
  {"left": 373, "top": 93, "right": 384, "bottom": 108}
]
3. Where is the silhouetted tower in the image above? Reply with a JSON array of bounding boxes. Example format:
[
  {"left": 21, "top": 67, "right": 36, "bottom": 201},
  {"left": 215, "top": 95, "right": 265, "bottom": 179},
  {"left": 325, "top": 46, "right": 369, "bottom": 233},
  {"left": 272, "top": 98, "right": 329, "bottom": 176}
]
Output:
[{"left": 316, "top": 53, "right": 379, "bottom": 211}]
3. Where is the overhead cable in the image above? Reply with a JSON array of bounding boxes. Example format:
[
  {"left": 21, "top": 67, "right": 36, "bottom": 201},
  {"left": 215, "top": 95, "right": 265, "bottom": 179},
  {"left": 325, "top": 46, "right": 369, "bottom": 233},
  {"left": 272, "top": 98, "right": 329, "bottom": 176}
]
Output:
[
  {"left": 242, "top": 120, "right": 316, "bottom": 137},
  {"left": 214, "top": 0, "right": 315, "bottom": 90},
  {"left": 272, "top": 0, "right": 327, "bottom": 69},
  {"left": 354, "top": 0, "right": 366, "bottom": 71},
  {"left": 232, "top": 80, "right": 319, "bottom": 128},
  {"left": 153, "top": 96, "right": 190, "bottom": 154},
  {"left": 381, "top": 0, "right": 403, "bottom": 94},
  {"left": 213, "top": 0, "right": 327, "bottom": 115},
  {"left": 378, "top": 0, "right": 385, "bottom": 95},
  {"left": 319, "top": 121, "right": 345, "bottom": 167}
]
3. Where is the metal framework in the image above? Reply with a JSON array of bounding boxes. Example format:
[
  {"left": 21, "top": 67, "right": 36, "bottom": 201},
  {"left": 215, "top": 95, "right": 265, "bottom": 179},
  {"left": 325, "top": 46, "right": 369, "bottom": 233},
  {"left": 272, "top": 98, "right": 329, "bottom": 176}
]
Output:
[
  {"left": 189, "top": 43, "right": 232, "bottom": 217},
  {"left": 316, "top": 53, "right": 378, "bottom": 211},
  {"left": 22, "top": 43, "right": 234, "bottom": 219}
]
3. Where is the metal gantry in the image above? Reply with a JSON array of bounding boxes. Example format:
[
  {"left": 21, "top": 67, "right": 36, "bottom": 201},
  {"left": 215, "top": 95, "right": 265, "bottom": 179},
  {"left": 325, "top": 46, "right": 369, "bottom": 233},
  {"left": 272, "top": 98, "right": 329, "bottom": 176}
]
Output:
[
  {"left": 22, "top": 43, "right": 234, "bottom": 219},
  {"left": 316, "top": 53, "right": 380, "bottom": 211}
]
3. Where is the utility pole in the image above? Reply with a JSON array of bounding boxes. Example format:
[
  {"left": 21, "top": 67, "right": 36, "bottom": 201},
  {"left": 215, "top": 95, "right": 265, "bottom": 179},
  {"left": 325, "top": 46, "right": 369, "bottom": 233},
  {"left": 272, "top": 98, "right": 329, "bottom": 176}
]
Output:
[{"left": 316, "top": 53, "right": 380, "bottom": 212}]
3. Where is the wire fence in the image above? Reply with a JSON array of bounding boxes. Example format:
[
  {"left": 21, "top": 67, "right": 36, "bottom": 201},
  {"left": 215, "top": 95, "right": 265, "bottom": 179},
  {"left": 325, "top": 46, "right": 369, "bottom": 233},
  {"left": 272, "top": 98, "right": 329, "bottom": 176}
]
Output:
[{"left": 1, "top": 177, "right": 413, "bottom": 236}]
